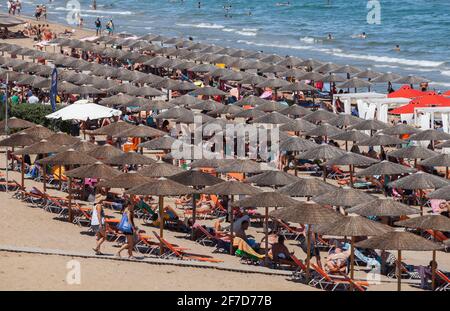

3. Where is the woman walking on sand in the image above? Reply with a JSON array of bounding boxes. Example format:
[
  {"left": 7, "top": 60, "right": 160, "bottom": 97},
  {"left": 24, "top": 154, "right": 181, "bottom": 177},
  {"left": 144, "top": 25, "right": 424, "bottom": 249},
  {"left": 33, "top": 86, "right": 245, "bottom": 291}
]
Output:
[
  {"left": 91, "top": 195, "right": 106, "bottom": 255},
  {"left": 116, "top": 202, "right": 137, "bottom": 259}
]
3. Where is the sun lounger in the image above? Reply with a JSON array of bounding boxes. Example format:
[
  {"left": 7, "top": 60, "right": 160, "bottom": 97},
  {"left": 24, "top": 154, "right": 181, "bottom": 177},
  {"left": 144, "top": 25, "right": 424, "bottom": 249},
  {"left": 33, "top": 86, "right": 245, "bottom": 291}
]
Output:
[
  {"left": 193, "top": 224, "right": 229, "bottom": 248},
  {"left": 271, "top": 217, "right": 303, "bottom": 240},
  {"left": 435, "top": 270, "right": 450, "bottom": 291},
  {"left": 152, "top": 231, "right": 223, "bottom": 263},
  {"left": 232, "top": 237, "right": 264, "bottom": 265},
  {"left": 309, "top": 263, "right": 368, "bottom": 291}
]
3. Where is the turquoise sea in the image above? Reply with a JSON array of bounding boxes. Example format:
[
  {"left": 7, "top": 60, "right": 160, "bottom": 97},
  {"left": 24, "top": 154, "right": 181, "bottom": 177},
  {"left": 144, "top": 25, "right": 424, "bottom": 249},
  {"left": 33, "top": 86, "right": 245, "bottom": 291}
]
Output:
[{"left": 5, "top": 0, "right": 450, "bottom": 89}]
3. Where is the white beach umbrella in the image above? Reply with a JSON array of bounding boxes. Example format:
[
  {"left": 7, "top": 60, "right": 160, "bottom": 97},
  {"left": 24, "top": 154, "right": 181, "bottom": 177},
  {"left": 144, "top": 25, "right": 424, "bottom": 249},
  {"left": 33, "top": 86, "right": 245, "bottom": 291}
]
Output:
[{"left": 46, "top": 102, "right": 122, "bottom": 121}]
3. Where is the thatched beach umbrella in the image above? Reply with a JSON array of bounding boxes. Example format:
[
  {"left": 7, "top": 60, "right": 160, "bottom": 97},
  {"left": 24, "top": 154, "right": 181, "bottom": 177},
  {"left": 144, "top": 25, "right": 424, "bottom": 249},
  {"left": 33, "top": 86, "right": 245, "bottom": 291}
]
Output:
[
  {"left": 313, "top": 186, "right": 376, "bottom": 208},
  {"left": 427, "top": 185, "right": 450, "bottom": 200},
  {"left": 387, "top": 146, "right": 438, "bottom": 167},
  {"left": 138, "top": 135, "right": 178, "bottom": 151},
  {"left": 279, "top": 119, "right": 316, "bottom": 134},
  {"left": 280, "top": 136, "right": 318, "bottom": 152},
  {"left": 347, "top": 198, "right": 419, "bottom": 217},
  {"left": 20, "top": 125, "right": 54, "bottom": 140},
  {"left": 234, "top": 192, "right": 298, "bottom": 263},
  {"left": 357, "top": 134, "right": 406, "bottom": 146},
  {"left": 279, "top": 105, "right": 310, "bottom": 118},
  {"left": 270, "top": 202, "right": 342, "bottom": 281},
  {"left": 371, "top": 72, "right": 402, "bottom": 83},
  {"left": 278, "top": 177, "right": 337, "bottom": 202},
  {"left": 328, "top": 114, "right": 363, "bottom": 129},
  {"left": 254, "top": 101, "right": 287, "bottom": 113},
  {"left": 47, "top": 132, "right": 79, "bottom": 146},
  {"left": 90, "top": 121, "right": 135, "bottom": 136},
  {"left": 216, "top": 159, "right": 264, "bottom": 176},
  {"left": 244, "top": 170, "right": 299, "bottom": 187},
  {"left": 233, "top": 109, "right": 266, "bottom": 119},
  {"left": 38, "top": 149, "right": 98, "bottom": 221},
  {"left": 234, "top": 95, "right": 270, "bottom": 107},
  {"left": 388, "top": 172, "right": 450, "bottom": 214},
  {"left": 113, "top": 124, "right": 165, "bottom": 139},
  {"left": 381, "top": 123, "right": 419, "bottom": 136},
  {"left": 251, "top": 111, "right": 292, "bottom": 125},
  {"left": 297, "top": 144, "right": 346, "bottom": 181},
  {"left": 97, "top": 172, "right": 152, "bottom": 189},
  {"left": 356, "top": 231, "right": 442, "bottom": 291},
  {"left": 350, "top": 119, "right": 389, "bottom": 132},
  {"left": 409, "top": 130, "right": 450, "bottom": 149},
  {"left": 325, "top": 152, "right": 379, "bottom": 187},
  {"left": 356, "top": 160, "right": 416, "bottom": 177},
  {"left": 125, "top": 178, "right": 194, "bottom": 254},
  {"left": 0, "top": 117, "right": 35, "bottom": 130},
  {"left": 88, "top": 144, "right": 124, "bottom": 161},
  {"left": 305, "top": 123, "right": 344, "bottom": 141},
  {"left": 137, "top": 161, "right": 184, "bottom": 178},
  {"left": 330, "top": 130, "right": 370, "bottom": 151},
  {"left": 302, "top": 109, "right": 336, "bottom": 124},
  {"left": 105, "top": 152, "right": 156, "bottom": 167},
  {"left": 316, "top": 215, "right": 393, "bottom": 288},
  {"left": 190, "top": 86, "right": 227, "bottom": 97}
]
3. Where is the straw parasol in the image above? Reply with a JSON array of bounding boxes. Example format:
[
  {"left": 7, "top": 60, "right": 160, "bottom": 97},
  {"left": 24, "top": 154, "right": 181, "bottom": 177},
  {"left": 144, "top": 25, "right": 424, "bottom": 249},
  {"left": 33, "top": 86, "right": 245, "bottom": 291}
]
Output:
[
  {"left": 99, "top": 94, "right": 135, "bottom": 107},
  {"left": 137, "top": 161, "right": 184, "bottom": 178},
  {"left": 278, "top": 82, "right": 317, "bottom": 92},
  {"left": 330, "top": 130, "right": 370, "bottom": 151},
  {"left": 190, "top": 86, "right": 227, "bottom": 97},
  {"left": 302, "top": 109, "right": 336, "bottom": 124},
  {"left": 321, "top": 74, "right": 347, "bottom": 83},
  {"left": 387, "top": 146, "right": 438, "bottom": 167},
  {"left": 216, "top": 159, "right": 264, "bottom": 175},
  {"left": 328, "top": 114, "right": 362, "bottom": 128},
  {"left": 356, "top": 160, "right": 416, "bottom": 176},
  {"left": 169, "top": 94, "right": 203, "bottom": 107},
  {"left": 426, "top": 178, "right": 450, "bottom": 198},
  {"left": 337, "top": 78, "right": 373, "bottom": 90},
  {"left": 155, "top": 107, "right": 192, "bottom": 120},
  {"left": 388, "top": 172, "right": 449, "bottom": 214},
  {"left": 38, "top": 149, "right": 98, "bottom": 221},
  {"left": 233, "top": 109, "right": 266, "bottom": 119},
  {"left": 89, "top": 121, "right": 135, "bottom": 136},
  {"left": 47, "top": 132, "right": 79, "bottom": 146},
  {"left": 357, "top": 134, "right": 406, "bottom": 146},
  {"left": 189, "top": 100, "right": 225, "bottom": 112},
  {"left": 279, "top": 137, "right": 318, "bottom": 152},
  {"left": 125, "top": 178, "right": 194, "bottom": 254},
  {"left": 279, "top": 119, "right": 316, "bottom": 133},
  {"left": 325, "top": 152, "right": 379, "bottom": 187},
  {"left": 270, "top": 202, "right": 343, "bottom": 281},
  {"left": 332, "top": 65, "right": 362, "bottom": 75},
  {"left": 254, "top": 101, "right": 287, "bottom": 113},
  {"left": 251, "top": 111, "right": 293, "bottom": 125},
  {"left": 64, "top": 140, "right": 97, "bottom": 153},
  {"left": 409, "top": 130, "right": 450, "bottom": 149},
  {"left": 87, "top": 144, "right": 124, "bottom": 160},
  {"left": 0, "top": 132, "right": 37, "bottom": 147},
  {"left": 279, "top": 105, "right": 310, "bottom": 117},
  {"left": 381, "top": 123, "right": 420, "bottom": 136},
  {"left": 104, "top": 152, "right": 156, "bottom": 166},
  {"left": 305, "top": 123, "right": 344, "bottom": 140},
  {"left": 297, "top": 144, "right": 346, "bottom": 181},
  {"left": 138, "top": 135, "right": 178, "bottom": 151},
  {"left": 347, "top": 198, "right": 419, "bottom": 216},
  {"left": 394, "top": 75, "right": 429, "bottom": 85},
  {"left": 113, "top": 124, "right": 166, "bottom": 138},
  {"left": 97, "top": 172, "right": 152, "bottom": 189},
  {"left": 314, "top": 62, "right": 341, "bottom": 73},
  {"left": 234, "top": 192, "right": 299, "bottom": 263},
  {"left": 244, "top": 170, "right": 299, "bottom": 187},
  {"left": 356, "top": 231, "right": 442, "bottom": 291},
  {"left": 234, "top": 95, "right": 270, "bottom": 107},
  {"left": 315, "top": 215, "right": 393, "bottom": 289},
  {"left": 19, "top": 125, "right": 54, "bottom": 140},
  {"left": 278, "top": 177, "right": 337, "bottom": 199},
  {"left": 371, "top": 72, "right": 402, "bottom": 83},
  {"left": 66, "top": 162, "right": 121, "bottom": 180},
  {"left": 0, "top": 117, "right": 35, "bottom": 130},
  {"left": 350, "top": 119, "right": 389, "bottom": 132},
  {"left": 312, "top": 186, "right": 376, "bottom": 208}
]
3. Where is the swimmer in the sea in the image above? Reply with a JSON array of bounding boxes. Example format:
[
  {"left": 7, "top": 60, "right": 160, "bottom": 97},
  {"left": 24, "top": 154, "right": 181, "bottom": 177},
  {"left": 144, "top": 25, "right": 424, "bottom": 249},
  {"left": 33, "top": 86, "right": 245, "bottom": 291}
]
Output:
[
  {"left": 394, "top": 44, "right": 400, "bottom": 52},
  {"left": 327, "top": 33, "right": 333, "bottom": 40},
  {"left": 359, "top": 32, "right": 367, "bottom": 39}
]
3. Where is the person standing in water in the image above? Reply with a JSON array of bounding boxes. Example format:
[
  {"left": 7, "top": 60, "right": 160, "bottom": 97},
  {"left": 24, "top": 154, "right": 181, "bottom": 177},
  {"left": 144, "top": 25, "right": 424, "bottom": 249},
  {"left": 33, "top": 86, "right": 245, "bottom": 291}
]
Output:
[
  {"left": 198, "top": 1, "right": 201, "bottom": 8},
  {"left": 106, "top": 19, "right": 115, "bottom": 36},
  {"left": 92, "top": 0, "right": 97, "bottom": 10},
  {"left": 95, "top": 17, "right": 101, "bottom": 36}
]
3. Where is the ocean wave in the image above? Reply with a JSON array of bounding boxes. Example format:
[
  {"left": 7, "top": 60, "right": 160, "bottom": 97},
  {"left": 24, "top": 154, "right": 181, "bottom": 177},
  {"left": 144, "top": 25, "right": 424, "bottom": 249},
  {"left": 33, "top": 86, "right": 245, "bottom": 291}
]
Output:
[
  {"left": 222, "top": 28, "right": 257, "bottom": 37},
  {"left": 176, "top": 23, "right": 224, "bottom": 29},
  {"left": 299, "top": 36, "right": 318, "bottom": 44},
  {"left": 235, "top": 30, "right": 257, "bottom": 37},
  {"left": 54, "top": 7, "right": 132, "bottom": 16},
  {"left": 441, "top": 71, "right": 450, "bottom": 77}
]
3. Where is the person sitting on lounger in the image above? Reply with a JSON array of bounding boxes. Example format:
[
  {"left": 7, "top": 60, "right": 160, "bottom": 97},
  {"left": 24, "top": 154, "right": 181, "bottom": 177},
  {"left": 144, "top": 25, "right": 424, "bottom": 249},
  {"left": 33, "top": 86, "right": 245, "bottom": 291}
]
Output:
[
  {"left": 325, "top": 245, "right": 351, "bottom": 273},
  {"left": 270, "top": 235, "right": 294, "bottom": 264},
  {"left": 234, "top": 216, "right": 259, "bottom": 250}
]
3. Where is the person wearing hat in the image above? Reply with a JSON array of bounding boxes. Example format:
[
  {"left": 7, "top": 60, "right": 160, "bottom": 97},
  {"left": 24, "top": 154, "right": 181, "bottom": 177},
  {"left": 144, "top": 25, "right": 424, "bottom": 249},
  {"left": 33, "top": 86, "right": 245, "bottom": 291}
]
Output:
[{"left": 91, "top": 194, "right": 107, "bottom": 255}]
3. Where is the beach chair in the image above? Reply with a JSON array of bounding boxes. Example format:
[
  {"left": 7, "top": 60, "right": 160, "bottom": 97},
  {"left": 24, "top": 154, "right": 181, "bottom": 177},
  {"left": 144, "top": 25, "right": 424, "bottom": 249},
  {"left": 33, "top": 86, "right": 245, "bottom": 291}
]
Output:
[
  {"left": 387, "top": 261, "right": 421, "bottom": 280},
  {"left": 193, "top": 224, "right": 229, "bottom": 248},
  {"left": 16, "top": 187, "right": 46, "bottom": 206},
  {"left": 327, "top": 165, "right": 350, "bottom": 180},
  {"left": 309, "top": 263, "right": 368, "bottom": 291},
  {"left": 152, "top": 231, "right": 223, "bottom": 263},
  {"left": 435, "top": 270, "right": 450, "bottom": 291},
  {"left": 232, "top": 237, "right": 265, "bottom": 265},
  {"left": 271, "top": 217, "right": 303, "bottom": 241},
  {"left": 290, "top": 254, "right": 308, "bottom": 279}
]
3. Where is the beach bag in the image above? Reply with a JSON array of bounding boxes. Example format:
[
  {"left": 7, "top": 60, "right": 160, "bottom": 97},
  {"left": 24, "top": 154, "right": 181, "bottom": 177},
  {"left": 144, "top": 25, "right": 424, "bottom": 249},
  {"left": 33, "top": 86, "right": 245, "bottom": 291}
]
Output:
[{"left": 118, "top": 212, "right": 133, "bottom": 234}]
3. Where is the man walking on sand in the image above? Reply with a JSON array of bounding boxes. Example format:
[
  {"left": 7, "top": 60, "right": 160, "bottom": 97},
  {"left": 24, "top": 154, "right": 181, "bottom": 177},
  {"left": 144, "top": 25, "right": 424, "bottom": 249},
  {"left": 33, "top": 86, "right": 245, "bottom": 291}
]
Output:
[
  {"left": 95, "top": 17, "right": 102, "bottom": 36},
  {"left": 106, "top": 19, "right": 114, "bottom": 36}
]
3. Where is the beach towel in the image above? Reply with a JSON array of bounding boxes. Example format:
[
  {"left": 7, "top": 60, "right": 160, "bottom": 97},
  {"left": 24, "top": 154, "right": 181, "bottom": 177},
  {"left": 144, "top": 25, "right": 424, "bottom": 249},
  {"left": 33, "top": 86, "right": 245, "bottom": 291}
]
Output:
[{"left": 233, "top": 237, "right": 264, "bottom": 261}]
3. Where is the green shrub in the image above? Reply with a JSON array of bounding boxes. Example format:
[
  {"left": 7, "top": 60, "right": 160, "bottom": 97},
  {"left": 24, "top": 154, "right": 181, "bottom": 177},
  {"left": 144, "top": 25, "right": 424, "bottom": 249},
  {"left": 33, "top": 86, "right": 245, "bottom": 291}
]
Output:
[{"left": 0, "top": 103, "right": 72, "bottom": 133}]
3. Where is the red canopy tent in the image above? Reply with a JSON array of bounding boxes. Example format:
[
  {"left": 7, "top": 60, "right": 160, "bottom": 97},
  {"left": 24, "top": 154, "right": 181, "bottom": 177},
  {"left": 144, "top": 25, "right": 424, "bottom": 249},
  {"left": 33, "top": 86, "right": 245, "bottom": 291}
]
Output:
[
  {"left": 390, "top": 93, "right": 450, "bottom": 114},
  {"left": 388, "top": 85, "right": 426, "bottom": 99},
  {"left": 443, "top": 90, "right": 450, "bottom": 96}
]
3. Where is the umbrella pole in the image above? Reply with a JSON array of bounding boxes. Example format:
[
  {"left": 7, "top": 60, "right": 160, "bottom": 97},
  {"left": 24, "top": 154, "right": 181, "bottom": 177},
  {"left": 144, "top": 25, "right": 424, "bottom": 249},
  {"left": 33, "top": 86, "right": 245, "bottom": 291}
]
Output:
[
  {"left": 322, "top": 159, "right": 327, "bottom": 182},
  {"left": 350, "top": 236, "right": 355, "bottom": 291},
  {"left": 159, "top": 195, "right": 164, "bottom": 255},
  {"left": 305, "top": 225, "right": 311, "bottom": 283},
  {"left": 191, "top": 194, "right": 197, "bottom": 240},
  {"left": 58, "top": 165, "right": 62, "bottom": 191},
  {"left": 345, "top": 141, "right": 348, "bottom": 152},
  {"left": 349, "top": 165, "right": 354, "bottom": 188},
  {"left": 43, "top": 166, "right": 47, "bottom": 193},
  {"left": 446, "top": 167, "right": 449, "bottom": 179},
  {"left": 431, "top": 249, "right": 437, "bottom": 291},
  {"left": 21, "top": 156, "right": 25, "bottom": 190},
  {"left": 264, "top": 206, "right": 269, "bottom": 266},
  {"left": 229, "top": 195, "right": 234, "bottom": 255},
  {"left": 68, "top": 177, "right": 73, "bottom": 223},
  {"left": 397, "top": 250, "right": 402, "bottom": 291}
]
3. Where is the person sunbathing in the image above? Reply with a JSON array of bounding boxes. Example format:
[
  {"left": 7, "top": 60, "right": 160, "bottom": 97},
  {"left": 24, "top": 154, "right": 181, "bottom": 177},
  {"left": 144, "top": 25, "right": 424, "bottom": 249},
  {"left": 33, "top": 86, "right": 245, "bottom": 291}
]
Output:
[
  {"left": 325, "top": 246, "right": 350, "bottom": 273},
  {"left": 270, "top": 235, "right": 294, "bottom": 265}
]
